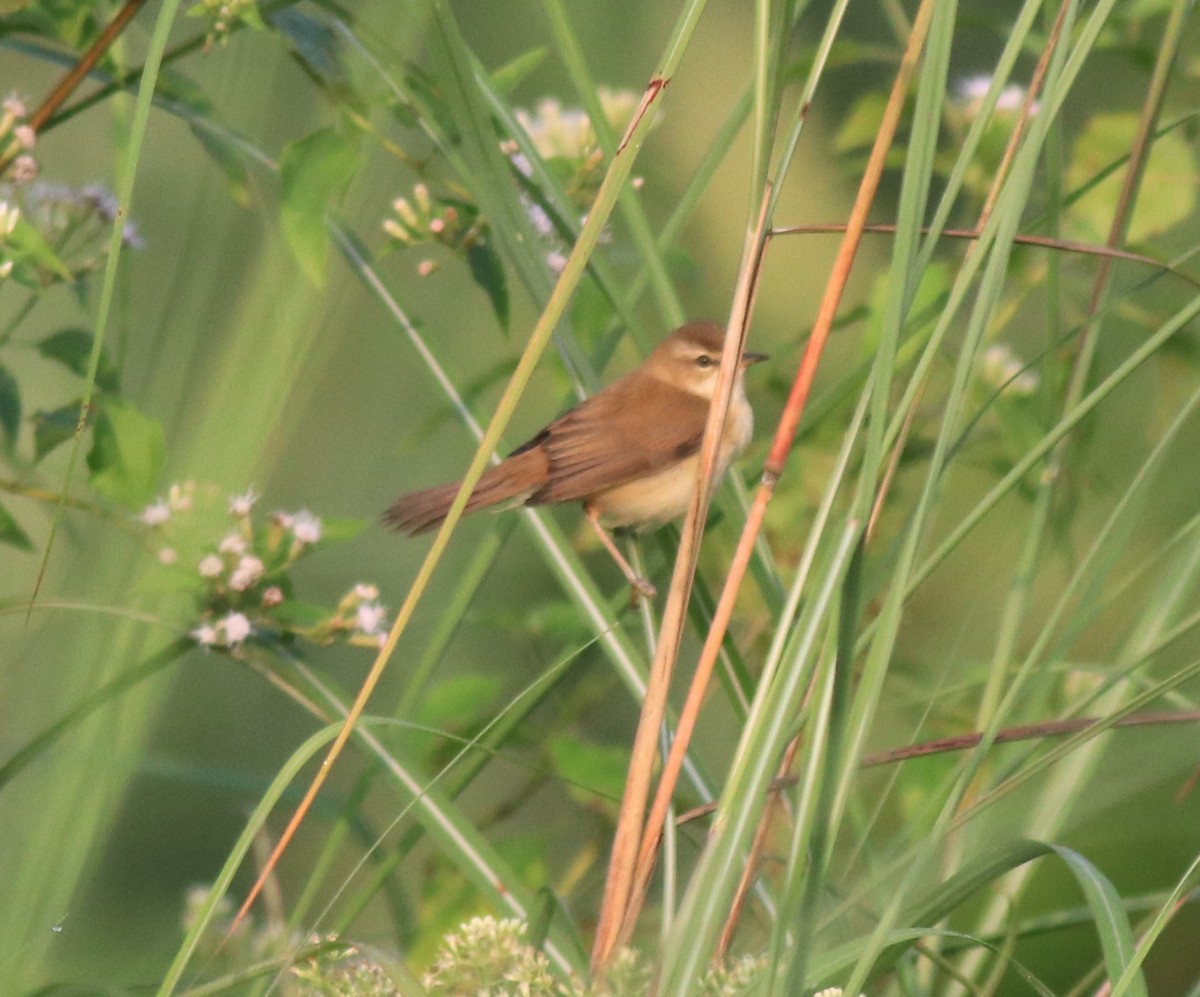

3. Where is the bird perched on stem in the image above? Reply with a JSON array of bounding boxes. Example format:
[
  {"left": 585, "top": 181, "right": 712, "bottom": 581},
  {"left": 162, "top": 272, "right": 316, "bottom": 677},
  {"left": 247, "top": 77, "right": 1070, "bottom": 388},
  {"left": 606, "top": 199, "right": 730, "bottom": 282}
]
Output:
[{"left": 384, "top": 321, "right": 766, "bottom": 597}]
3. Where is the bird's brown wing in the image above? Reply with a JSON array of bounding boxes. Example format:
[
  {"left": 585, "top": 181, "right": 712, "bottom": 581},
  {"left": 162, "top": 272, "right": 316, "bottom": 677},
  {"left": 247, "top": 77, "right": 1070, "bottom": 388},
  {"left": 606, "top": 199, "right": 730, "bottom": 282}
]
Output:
[{"left": 520, "top": 374, "right": 710, "bottom": 505}]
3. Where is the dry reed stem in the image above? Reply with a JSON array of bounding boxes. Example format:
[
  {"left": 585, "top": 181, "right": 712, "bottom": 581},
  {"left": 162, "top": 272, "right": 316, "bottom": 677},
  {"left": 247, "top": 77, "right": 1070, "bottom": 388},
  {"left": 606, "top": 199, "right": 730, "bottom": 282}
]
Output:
[
  {"left": 0, "top": 0, "right": 151, "bottom": 173},
  {"left": 233, "top": 68, "right": 669, "bottom": 938},
  {"left": 865, "top": 0, "right": 1068, "bottom": 541},
  {"left": 590, "top": 192, "right": 771, "bottom": 971},
  {"left": 616, "top": 0, "right": 937, "bottom": 951}
]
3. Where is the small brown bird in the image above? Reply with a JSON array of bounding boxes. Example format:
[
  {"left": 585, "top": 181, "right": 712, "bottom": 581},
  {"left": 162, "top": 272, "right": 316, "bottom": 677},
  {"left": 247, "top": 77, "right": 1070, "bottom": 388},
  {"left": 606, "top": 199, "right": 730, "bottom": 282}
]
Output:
[{"left": 384, "top": 322, "right": 766, "bottom": 596}]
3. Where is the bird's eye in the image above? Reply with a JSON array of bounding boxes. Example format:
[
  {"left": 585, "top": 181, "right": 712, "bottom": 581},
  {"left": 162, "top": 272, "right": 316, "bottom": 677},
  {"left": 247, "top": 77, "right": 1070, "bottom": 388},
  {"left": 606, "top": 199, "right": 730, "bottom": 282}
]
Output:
[{"left": 695, "top": 354, "right": 713, "bottom": 368}]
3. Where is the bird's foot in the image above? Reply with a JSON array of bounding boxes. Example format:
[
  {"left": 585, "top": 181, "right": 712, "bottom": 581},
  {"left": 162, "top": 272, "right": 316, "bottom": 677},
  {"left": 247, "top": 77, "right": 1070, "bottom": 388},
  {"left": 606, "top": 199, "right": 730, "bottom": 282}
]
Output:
[{"left": 629, "top": 576, "right": 657, "bottom": 604}]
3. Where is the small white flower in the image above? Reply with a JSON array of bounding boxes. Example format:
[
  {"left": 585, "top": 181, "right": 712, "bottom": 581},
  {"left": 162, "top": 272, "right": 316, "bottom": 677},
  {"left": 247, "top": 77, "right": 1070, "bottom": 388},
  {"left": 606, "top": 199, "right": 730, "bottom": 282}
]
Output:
[
  {"left": 139, "top": 499, "right": 170, "bottom": 526},
  {"left": 228, "top": 488, "right": 258, "bottom": 517},
  {"left": 412, "top": 182, "right": 432, "bottom": 214},
  {"left": 416, "top": 258, "right": 438, "bottom": 277},
  {"left": 3, "top": 95, "right": 27, "bottom": 119},
  {"left": 11, "top": 155, "right": 37, "bottom": 183},
  {"left": 167, "top": 483, "right": 193, "bottom": 511},
  {"left": 509, "top": 151, "right": 533, "bottom": 177},
  {"left": 956, "top": 74, "right": 992, "bottom": 103},
  {"left": 158, "top": 547, "right": 178, "bottom": 565},
  {"left": 218, "top": 532, "right": 248, "bottom": 556},
  {"left": 261, "top": 585, "right": 284, "bottom": 608},
  {"left": 229, "top": 555, "right": 264, "bottom": 591},
  {"left": 13, "top": 124, "right": 35, "bottom": 149},
  {"left": 981, "top": 343, "right": 1039, "bottom": 397},
  {"left": 353, "top": 583, "right": 379, "bottom": 601},
  {"left": 0, "top": 202, "right": 18, "bottom": 236},
  {"left": 546, "top": 250, "right": 568, "bottom": 273},
  {"left": 222, "top": 611, "right": 252, "bottom": 645},
  {"left": 198, "top": 554, "right": 224, "bottom": 578},
  {"left": 290, "top": 510, "right": 322, "bottom": 544},
  {"left": 355, "top": 601, "right": 388, "bottom": 635},
  {"left": 954, "top": 75, "right": 1039, "bottom": 117},
  {"left": 191, "top": 623, "right": 219, "bottom": 646},
  {"left": 525, "top": 202, "right": 554, "bottom": 238}
]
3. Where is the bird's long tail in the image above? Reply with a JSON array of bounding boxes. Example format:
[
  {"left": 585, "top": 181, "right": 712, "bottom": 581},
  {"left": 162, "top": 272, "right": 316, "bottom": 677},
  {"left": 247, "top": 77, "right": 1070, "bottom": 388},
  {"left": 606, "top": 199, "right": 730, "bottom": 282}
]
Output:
[{"left": 383, "top": 449, "right": 545, "bottom": 535}]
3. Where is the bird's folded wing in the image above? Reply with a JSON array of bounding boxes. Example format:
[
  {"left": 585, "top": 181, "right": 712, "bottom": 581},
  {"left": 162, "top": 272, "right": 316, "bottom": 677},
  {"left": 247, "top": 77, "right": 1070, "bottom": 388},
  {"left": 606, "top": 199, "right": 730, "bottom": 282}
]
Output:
[{"left": 526, "top": 376, "right": 710, "bottom": 505}]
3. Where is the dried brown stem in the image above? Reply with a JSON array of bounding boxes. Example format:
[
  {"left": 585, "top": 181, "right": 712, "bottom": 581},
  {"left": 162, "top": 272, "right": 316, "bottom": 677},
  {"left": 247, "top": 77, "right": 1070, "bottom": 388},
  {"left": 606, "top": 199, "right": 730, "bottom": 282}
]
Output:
[
  {"left": 590, "top": 190, "right": 771, "bottom": 971},
  {"left": 618, "top": 0, "right": 937, "bottom": 954},
  {"left": 1, "top": 0, "right": 150, "bottom": 173},
  {"left": 672, "top": 710, "right": 1200, "bottom": 825}
]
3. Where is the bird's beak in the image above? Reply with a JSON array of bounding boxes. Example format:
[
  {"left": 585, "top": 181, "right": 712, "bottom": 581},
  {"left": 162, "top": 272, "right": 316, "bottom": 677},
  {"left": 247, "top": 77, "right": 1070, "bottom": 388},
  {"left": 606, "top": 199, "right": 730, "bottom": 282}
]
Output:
[{"left": 740, "top": 351, "right": 769, "bottom": 367}]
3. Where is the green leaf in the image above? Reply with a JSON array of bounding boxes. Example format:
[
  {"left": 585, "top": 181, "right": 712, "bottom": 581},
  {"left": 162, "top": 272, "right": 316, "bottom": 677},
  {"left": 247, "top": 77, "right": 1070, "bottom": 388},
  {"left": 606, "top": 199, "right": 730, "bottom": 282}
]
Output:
[
  {"left": 547, "top": 736, "right": 628, "bottom": 811},
  {"left": 1052, "top": 845, "right": 1147, "bottom": 997},
  {"left": 271, "top": 7, "right": 341, "bottom": 81},
  {"left": 467, "top": 241, "right": 510, "bottom": 330},
  {"left": 0, "top": 364, "right": 20, "bottom": 448},
  {"left": 416, "top": 674, "right": 504, "bottom": 731},
  {"left": 6, "top": 216, "right": 74, "bottom": 283},
  {"left": 835, "top": 91, "right": 887, "bottom": 153},
  {"left": 86, "top": 397, "right": 165, "bottom": 507},
  {"left": 189, "top": 124, "right": 252, "bottom": 208},
  {"left": 1067, "top": 112, "right": 1197, "bottom": 243},
  {"left": 279, "top": 126, "right": 362, "bottom": 285},
  {"left": 491, "top": 47, "right": 548, "bottom": 95},
  {"left": 32, "top": 404, "right": 82, "bottom": 462},
  {"left": 153, "top": 69, "right": 254, "bottom": 208},
  {"left": 0, "top": 502, "right": 32, "bottom": 551},
  {"left": 37, "top": 328, "right": 121, "bottom": 393}
]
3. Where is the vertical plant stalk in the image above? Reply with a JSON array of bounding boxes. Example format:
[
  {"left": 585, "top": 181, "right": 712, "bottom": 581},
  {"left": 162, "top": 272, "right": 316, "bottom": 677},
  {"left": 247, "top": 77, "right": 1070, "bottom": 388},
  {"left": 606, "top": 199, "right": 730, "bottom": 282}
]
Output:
[
  {"left": 0, "top": 0, "right": 151, "bottom": 172},
  {"left": 231, "top": 46, "right": 673, "bottom": 933},
  {"left": 867, "top": 0, "right": 1066, "bottom": 541},
  {"left": 591, "top": 195, "right": 771, "bottom": 971},
  {"left": 714, "top": 734, "right": 802, "bottom": 960},
  {"left": 620, "top": 0, "right": 935, "bottom": 950}
]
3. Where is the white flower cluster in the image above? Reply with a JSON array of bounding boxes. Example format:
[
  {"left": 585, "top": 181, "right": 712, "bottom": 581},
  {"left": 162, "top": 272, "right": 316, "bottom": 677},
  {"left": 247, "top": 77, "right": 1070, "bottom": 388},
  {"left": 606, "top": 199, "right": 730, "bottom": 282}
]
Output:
[
  {"left": 981, "top": 343, "right": 1039, "bottom": 397},
  {"left": 504, "top": 88, "right": 643, "bottom": 275},
  {"left": 955, "top": 74, "right": 1040, "bottom": 117},
  {"left": 2, "top": 94, "right": 37, "bottom": 184},
  {"left": 137, "top": 482, "right": 385, "bottom": 653}
]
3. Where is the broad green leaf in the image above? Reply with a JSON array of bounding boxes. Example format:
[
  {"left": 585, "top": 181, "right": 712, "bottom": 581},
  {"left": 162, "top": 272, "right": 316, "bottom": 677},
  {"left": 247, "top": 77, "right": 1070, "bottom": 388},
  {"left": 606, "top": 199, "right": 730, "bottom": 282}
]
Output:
[
  {"left": 32, "top": 404, "right": 81, "bottom": 462},
  {"left": 279, "top": 126, "right": 362, "bottom": 285},
  {"left": 37, "top": 328, "right": 121, "bottom": 393},
  {"left": 86, "top": 397, "right": 165, "bottom": 507},
  {"left": 0, "top": 364, "right": 19, "bottom": 448},
  {"left": 0, "top": 502, "right": 32, "bottom": 551},
  {"left": 467, "top": 241, "right": 510, "bottom": 330}
]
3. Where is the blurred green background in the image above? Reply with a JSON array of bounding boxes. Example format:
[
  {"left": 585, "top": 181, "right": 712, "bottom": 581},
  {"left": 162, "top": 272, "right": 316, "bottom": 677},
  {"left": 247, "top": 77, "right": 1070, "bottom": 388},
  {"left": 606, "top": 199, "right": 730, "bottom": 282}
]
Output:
[{"left": 2, "top": 0, "right": 1199, "bottom": 991}]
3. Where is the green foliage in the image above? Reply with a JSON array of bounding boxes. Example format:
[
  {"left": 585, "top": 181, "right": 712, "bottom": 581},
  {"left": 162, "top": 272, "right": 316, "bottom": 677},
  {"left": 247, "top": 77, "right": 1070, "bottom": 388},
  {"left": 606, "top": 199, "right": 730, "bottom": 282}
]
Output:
[
  {"left": 280, "top": 126, "right": 363, "bottom": 285},
  {"left": 2, "top": 0, "right": 1199, "bottom": 994},
  {"left": 85, "top": 396, "right": 165, "bottom": 506}
]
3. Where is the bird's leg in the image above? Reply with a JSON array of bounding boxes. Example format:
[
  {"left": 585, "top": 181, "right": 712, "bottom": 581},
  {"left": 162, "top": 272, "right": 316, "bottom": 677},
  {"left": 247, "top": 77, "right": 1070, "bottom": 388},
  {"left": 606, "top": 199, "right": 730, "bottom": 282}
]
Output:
[{"left": 584, "top": 504, "right": 657, "bottom": 600}]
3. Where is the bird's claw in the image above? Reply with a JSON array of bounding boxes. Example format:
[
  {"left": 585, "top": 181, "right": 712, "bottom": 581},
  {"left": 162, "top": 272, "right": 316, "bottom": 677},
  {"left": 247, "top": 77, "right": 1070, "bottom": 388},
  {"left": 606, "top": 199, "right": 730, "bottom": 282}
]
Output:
[{"left": 630, "top": 576, "right": 657, "bottom": 603}]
